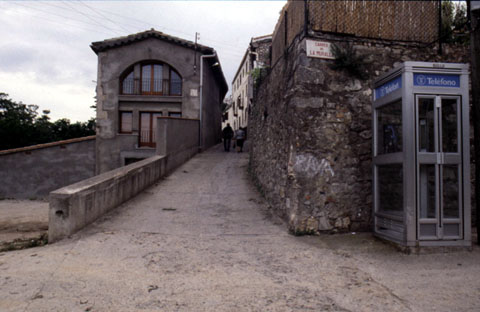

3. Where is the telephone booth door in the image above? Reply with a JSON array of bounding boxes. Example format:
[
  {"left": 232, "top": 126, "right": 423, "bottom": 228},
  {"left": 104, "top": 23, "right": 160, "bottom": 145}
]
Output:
[
  {"left": 416, "top": 95, "right": 463, "bottom": 240},
  {"left": 373, "top": 61, "right": 470, "bottom": 249}
]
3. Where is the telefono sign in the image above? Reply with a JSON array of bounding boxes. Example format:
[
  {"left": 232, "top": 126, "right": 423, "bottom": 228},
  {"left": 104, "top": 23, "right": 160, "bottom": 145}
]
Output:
[
  {"left": 374, "top": 76, "right": 402, "bottom": 100},
  {"left": 413, "top": 73, "right": 460, "bottom": 88}
]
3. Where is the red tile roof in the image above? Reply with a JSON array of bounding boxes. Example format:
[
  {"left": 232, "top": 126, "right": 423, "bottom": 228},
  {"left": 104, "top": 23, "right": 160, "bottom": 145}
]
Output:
[{"left": 91, "top": 29, "right": 214, "bottom": 54}]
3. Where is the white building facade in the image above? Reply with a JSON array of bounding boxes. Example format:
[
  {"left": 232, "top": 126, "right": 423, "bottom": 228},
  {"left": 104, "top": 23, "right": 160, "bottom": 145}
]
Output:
[{"left": 222, "top": 35, "right": 272, "bottom": 131}]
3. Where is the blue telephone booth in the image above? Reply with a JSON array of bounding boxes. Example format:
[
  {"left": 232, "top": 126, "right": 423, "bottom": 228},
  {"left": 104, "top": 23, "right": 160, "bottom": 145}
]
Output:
[{"left": 372, "top": 62, "right": 471, "bottom": 248}]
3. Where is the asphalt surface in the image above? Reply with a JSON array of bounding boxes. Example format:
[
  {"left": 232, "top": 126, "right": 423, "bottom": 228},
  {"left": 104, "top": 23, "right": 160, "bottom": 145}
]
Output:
[{"left": 0, "top": 144, "right": 479, "bottom": 311}]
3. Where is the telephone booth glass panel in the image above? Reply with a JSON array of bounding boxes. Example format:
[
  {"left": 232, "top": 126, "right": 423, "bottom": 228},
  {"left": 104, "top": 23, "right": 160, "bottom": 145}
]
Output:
[{"left": 373, "top": 62, "right": 470, "bottom": 249}]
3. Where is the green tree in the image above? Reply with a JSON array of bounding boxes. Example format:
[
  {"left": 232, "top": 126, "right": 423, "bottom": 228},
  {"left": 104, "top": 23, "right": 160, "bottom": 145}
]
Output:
[
  {"left": 34, "top": 110, "right": 55, "bottom": 144},
  {"left": 441, "top": 0, "right": 469, "bottom": 44},
  {"left": 0, "top": 93, "right": 36, "bottom": 149},
  {"left": 0, "top": 93, "right": 96, "bottom": 150}
]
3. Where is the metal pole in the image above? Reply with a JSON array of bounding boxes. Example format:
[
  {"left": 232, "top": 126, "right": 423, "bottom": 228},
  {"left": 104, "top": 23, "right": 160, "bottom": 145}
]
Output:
[
  {"left": 438, "top": 0, "right": 443, "bottom": 55},
  {"left": 199, "top": 52, "right": 216, "bottom": 152},
  {"left": 194, "top": 32, "right": 198, "bottom": 75},
  {"left": 470, "top": 4, "right": 480, "bottom": 245},
  {"left": 304, "top": 0, "right": 308, "bottom": 37}
]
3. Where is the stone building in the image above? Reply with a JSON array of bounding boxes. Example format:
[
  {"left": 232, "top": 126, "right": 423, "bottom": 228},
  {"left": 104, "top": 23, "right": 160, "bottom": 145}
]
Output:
[
  {"left": 91, "top": 29, "right": 228, "bottom": 173},
  {"left": 249, "top": 0, "right": 471, "bottom": 234},
  {"left": 223, "top": 35, "right": 272, "bottom": 131}
]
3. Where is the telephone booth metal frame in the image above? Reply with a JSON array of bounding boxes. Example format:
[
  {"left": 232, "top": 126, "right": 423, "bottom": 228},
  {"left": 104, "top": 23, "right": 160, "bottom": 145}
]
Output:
[{"left": 372, "top": 62, "right": 471, "bottom": 248}]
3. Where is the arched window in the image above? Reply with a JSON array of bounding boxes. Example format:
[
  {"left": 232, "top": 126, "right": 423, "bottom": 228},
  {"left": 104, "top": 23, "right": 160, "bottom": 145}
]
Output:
[
  {"left": 120, "top": 62, "right": 182, "bottom": 96},
  {"left": 141, "top": 64, "right": 163, "bottom": 95},
  {"left": 170, "top": 69, "right": 182, "bottom": 96},
  {"left": 122, "top": 71, "right": 134, "bottom": 94}
]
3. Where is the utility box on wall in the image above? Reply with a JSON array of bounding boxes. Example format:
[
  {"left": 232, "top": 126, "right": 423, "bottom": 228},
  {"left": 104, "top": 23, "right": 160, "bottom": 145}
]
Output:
[{"left": 372, "top": 62, "right": 471, "bottom": 248}]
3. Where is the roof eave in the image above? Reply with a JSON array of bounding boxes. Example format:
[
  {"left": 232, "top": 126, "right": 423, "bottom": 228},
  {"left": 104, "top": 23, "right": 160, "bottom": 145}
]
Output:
[{"left": 90, "top": 29, "right": 214, "bottom": 55}]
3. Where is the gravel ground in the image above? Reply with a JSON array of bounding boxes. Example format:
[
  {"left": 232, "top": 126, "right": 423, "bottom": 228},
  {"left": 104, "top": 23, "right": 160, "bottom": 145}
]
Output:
[
  {"left": 0, "top": 145, "right": 479, "bottom": 311},
  {"left": 0, "top": 199, "right": 48, "bottom": 246}
]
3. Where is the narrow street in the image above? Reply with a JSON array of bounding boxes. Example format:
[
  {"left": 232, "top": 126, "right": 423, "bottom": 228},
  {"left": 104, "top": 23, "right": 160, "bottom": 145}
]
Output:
[{"left": 0, "top": 145, "right": 479, "bottom": 312}]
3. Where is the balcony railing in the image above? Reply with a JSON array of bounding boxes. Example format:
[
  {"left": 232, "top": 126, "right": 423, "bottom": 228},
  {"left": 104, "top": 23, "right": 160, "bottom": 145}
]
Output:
[
  {"left": 121, "top": 78, "right": 182, "bottom": 96},
  {"left": 139, "top": 130, "right": 156, "bottom": 147}
]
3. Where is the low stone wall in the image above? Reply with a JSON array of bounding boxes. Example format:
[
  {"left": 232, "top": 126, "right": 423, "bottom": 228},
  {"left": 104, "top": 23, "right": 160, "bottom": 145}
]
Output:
[
  {"left": 156, "top": 117, "right": 199, "bottom": 173},
  {"left": 0, "top": 136, "right": 96, "bottom": 199},
  {"left": 49, "top": 155, "right": 165, "bottom": 242}
]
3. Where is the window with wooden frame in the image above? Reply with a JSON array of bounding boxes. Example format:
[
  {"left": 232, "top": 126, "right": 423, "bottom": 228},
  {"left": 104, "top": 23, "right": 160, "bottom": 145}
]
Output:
[
  {"left": 120, "top": 62, "right": 182, "bottom": 96},
  {"left": 141, "top": 64, "right": 163, "bottom": 95},
  {"left": 139, "top": 112, "right": 162, "bottom": 147},
  {"left": 119, "top": 111, "right": 133, "bottom": 133},
  {"left": 121, "top": 72, "right": 134, "bottom": 94},
  {"left": 170, "top": 69, "right": 182, "bottom": 96}
]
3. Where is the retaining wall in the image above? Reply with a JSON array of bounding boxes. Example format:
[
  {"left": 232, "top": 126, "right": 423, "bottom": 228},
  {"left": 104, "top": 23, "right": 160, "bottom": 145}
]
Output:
[
  {"left": 249, "top": 33, "right": 471, "bottom": 234},
  {"left": 0, "top": 136, "right": 96, "bottom": 199}
]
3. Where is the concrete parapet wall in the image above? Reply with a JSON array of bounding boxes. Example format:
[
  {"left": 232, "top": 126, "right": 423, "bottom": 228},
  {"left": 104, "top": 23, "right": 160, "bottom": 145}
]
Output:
[
  {"left": 156, "top": 117, "right": 199, "bottom": 173},
  {"left": 49, "top": 118, "right": 200, "bottom": 242},
  {"left": 48, "top": 155, "right": 165, "bottom": 242},
  {"left": 0, "top": 136, "right": 96, "bottom": 199}
]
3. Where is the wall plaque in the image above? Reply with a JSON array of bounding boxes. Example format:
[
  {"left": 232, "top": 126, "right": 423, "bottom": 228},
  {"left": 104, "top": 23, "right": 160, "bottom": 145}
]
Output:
[{"left": 306, "top": 39, "right": 334, "bottom": 60}]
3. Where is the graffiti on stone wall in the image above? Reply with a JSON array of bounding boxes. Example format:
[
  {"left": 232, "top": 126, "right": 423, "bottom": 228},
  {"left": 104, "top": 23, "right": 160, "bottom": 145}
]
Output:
[{"left": 293, "top": 154, "right": 334, "bottom": 178}]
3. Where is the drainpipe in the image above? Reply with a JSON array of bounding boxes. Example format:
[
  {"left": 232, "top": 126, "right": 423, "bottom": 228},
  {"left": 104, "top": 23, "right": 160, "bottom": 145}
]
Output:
[
  {"left": 199, "top": 52, "right": 217, "bottom": 152},
  {"left": 438, "top": 0, "right": 443, "bottom": 55}
]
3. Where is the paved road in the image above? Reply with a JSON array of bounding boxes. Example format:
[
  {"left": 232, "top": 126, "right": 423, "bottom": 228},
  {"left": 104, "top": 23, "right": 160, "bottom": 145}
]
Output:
[{"left": 1, "top": 145, "right": 479, "bottom": 311}]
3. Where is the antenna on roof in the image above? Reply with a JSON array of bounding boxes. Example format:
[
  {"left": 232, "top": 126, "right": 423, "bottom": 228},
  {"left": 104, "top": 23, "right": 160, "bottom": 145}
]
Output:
[{"left": 194, "top": 32, "right": 200, "bottom": 75}]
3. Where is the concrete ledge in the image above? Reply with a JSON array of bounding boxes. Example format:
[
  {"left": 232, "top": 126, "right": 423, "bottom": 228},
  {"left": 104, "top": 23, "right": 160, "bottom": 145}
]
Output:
[
  {"left": 48, "top": 117, "right": 200, "bottom": 243},
  {"left": 48, "top": 155, "right": 166, "bottom": 243},
  {"left": 163, "top": 145, "right": 199, "bottom": 174},
  {"left": 0, "top": 135, "right": 96, "bottom": 156},
  {"left": 156, "top": 117, "right": 199, "bottom": 173}
]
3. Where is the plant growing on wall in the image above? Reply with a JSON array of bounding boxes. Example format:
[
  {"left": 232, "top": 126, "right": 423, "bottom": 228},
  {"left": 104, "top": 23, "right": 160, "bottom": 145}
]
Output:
[
  {"left": 330, "top": 43, "right": 367, "bottom": 80},
  {"left": 252, "top": 67, "right": 270, "bottom": 91}
]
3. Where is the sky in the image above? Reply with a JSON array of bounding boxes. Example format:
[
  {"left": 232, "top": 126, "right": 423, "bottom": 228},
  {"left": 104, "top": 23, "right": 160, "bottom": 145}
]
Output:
[{"left": 0, "top": 0, "right": 286, "bottom": 122}]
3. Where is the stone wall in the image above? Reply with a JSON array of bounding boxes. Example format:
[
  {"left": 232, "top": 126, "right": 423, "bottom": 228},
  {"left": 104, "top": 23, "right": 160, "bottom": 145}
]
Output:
[
  {"left": 0, "top": 136, "right": 96, "bottom": 199},
  {"left": 251, "top": 37, "right": 272, "bottom": 68},
  {"left": 249, "top": 33, "right": 471, "bottom": 234}
]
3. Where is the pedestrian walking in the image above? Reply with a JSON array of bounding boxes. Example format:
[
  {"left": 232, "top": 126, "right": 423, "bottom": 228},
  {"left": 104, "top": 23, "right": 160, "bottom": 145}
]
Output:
[
  {"left": 222, "top": 123, "right": 234, "bottom": 152},
  {"left": 234, "top": 127, "right": 245, "bottom": 152}
]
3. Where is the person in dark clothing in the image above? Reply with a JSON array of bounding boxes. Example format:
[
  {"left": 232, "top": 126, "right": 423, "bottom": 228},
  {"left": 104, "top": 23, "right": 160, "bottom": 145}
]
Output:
[{"left": 222, "top": 123, "right": 234, "bottom": 152}]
